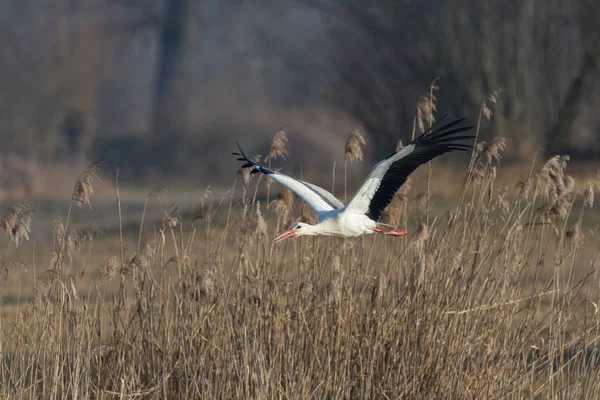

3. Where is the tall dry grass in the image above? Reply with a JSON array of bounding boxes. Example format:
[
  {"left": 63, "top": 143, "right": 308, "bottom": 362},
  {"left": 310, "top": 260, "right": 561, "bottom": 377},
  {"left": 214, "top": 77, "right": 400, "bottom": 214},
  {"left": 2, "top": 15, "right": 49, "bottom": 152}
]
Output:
[{"left": 1, "top": 112, "right": 600, "bottom": 398}]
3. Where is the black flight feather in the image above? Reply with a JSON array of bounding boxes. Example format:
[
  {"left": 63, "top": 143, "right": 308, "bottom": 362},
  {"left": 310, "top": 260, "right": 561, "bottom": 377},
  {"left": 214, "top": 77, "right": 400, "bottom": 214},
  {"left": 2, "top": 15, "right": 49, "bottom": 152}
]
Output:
[
  {"left": 233, "top": 142, "right": 276, "bottom": 176},
  {"left": 365, "top": 117, "right": 474, "bottom": 222}
]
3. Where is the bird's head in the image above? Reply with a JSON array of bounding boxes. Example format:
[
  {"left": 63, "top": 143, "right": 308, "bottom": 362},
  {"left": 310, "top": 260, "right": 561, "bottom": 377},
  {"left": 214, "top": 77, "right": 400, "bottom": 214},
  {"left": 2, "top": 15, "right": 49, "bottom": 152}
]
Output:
[{"left": 273, "top": 222, "right": 315, "bottom": 243}]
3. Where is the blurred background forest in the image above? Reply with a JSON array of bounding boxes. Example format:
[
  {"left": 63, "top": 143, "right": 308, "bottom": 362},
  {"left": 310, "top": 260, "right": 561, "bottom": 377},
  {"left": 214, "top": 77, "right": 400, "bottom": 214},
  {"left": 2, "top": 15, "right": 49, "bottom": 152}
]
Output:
[{"left": 2, "top": 0, "right": 600, "bottom": 198}]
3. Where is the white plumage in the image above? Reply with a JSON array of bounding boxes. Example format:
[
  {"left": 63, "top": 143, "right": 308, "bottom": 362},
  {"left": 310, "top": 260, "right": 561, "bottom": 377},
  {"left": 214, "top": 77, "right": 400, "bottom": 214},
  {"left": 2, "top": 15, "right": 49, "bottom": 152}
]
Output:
[{"left": 233, "top": 116, "right": 473, "bottom": 243}]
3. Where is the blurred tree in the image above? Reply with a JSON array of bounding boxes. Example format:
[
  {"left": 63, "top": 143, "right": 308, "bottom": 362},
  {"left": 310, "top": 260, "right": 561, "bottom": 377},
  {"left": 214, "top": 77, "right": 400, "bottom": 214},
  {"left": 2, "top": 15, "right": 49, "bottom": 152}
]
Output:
[
  {"left": 151, "top": 0, "right": 196, "bottom": 137},
  {"left": 60, "top": 109, "right": 95, "bottom": 163},
  {"left": 0, "top": 1, "right": 112, "bottom": 161},
  {"left": 297, "top": 0, "right": 593, "bottom": 160},
  {"left": 111, "top": 0, "right": 201, "bottom": 170},
  {"left": 545, "top": 0, "right": 600, "bottom": 155}
]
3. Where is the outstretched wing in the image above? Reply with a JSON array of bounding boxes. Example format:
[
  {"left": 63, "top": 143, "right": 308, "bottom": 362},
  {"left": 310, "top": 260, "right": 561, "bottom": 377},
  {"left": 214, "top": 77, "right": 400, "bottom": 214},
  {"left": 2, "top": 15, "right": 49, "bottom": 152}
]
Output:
[
  {"left": 233, "top": 143, "right": 344, "bottom": 216},
  {"left": 346, "top": 116, "right": 474, "bottom": 221}
]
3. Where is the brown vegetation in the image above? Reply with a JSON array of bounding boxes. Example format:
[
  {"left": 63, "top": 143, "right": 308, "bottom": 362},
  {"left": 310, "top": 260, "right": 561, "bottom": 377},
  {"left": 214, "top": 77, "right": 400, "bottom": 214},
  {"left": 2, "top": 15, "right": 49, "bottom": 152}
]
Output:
[{"left": 0, "top": 114, "right": 598, "bottom": 398}]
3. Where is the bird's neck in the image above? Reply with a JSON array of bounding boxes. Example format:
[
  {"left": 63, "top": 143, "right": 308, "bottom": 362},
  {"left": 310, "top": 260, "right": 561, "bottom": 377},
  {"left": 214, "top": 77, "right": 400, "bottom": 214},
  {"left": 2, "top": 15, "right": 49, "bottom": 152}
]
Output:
[{"left": 307, "top": 220, "right": 334, "bottom": 236}]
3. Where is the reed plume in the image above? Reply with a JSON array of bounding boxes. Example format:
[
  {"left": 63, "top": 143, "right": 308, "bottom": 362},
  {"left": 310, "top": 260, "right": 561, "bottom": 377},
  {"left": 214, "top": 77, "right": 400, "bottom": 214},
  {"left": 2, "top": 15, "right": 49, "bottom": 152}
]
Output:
[
  {"left": 54, "top": 219, "right": 103, "bottom": 265},
  {"left": 472, "top": 136, "right": 507, "bottom": 185},
  {"left": 97, "top": 256, "right": 120, "bottom": 280},
  {"left": 344, "top": 126, "right": 367, "bottom": 202},
  {"left": 416, "top": 83, "right": 438, "bottom": 133},
  {"left": 265, "top": 131, "right": 289, "bottom": 208},
  {"left": 477, "top": 136, "right": 507, "bottom": 164},
  {"left": 537, "top": 155, "right": 574, "bottom": 221},
  {"left": 482, "top": 89, "right": 503, "bottom": 121},
  {"left": 415, "top": 191, "right": 430, "bottom": 213},
  {"left": 52, "top": 159, "right": 105, "bottom": 270},
  {"left": 1, "top": 260, "right": 24, "bottom": 281},
  {"left": 72, "top": 159, "right": 105, "bottom": 208},
  {"left": 266, "top": 130, "right": 289, "bottom": 161},
  {"left": 416, "top": 219, "right": 429, "bottom": 243},
  {"left": 565, "top": 224, "right": 582, "bottom": 243},
  {"left": 583, "top": 175, "right": 600, "bottom": 208},
  {"left": 22, "top": 268, "right": 61, "bottom": 321},
  {"left": 1, "top": 203, "right": 33, "bottom": 246},
  {"left": 255, "top": 203, "right": 268, "bottom": 238},
  {"left": 238, "top": 166, "right": 252, "bottom": 185},
  {"left": 584, "top": 182, "right": 595, "bottom": 208},
  {"left": 345, "top": 127, "right": 366, "bottom": 163}
]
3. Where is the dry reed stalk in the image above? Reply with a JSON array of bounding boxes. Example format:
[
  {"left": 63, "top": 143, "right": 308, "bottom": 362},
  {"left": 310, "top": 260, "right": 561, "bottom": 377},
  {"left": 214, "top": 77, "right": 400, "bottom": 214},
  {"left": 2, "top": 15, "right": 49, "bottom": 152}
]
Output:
[
  {"left": 536, "top": 155, "right": 574, "bottom": 222},
  {"left": 0, "top": 203, "right": 33, "bottom": 278},
  {"left": 196, "top": 263, "right": 217, "bottom": 304},
  {"left": 379, "top": 177, "right": 409, "bottom": 225},
  {"left": 22, "top": 268, "right": 61, "bottom": 321},
  {"left": 565, "top": 224, "right": 582, "bottom": 243},
  {"left": 266, "top": 130, "right": 289, "bottom": 208},
  {"left": 72, "top": 159, "right": 104, "bottom": 208},
  {"left": 584, "top": 183, "right": 595, "bottom": 208},
  {"left": 54, "top": 159, "right": 104, "bottom": 271},
  {"left": 300, "top": 203, "right": 318, "bottom": 224},
  {"left": 138, "top": 185, "right": 167, "bottom": 251},
  {"left": 496, "top": 187, "right": 510, "bottom": 214},
  {"left": 254, "top": 202, "right": 268, "bottom": 243},
  {"left": 344, "top": 126, "right": 366, "bottom": 202},
  {"left": 471, "top": 136, "right": 507, "bottom": 185},
  {"left": 53, "top": 219, "right": 103, "bottom": 266},
  {"left": 456, "top": 89, "right": 503, "bottom": 211},
  {"left": 417, "top": 80, "right": 439, "bottom": 226},
  {"left": 481, "top": 89, "right": 503, "bottom": 121},
  {"left": 238, "top": 165, "right": 252, "bottom": 185},
  {"left": 445, "top": 290, "right": 557, "bottom": 315},
  {"left": 415, "top": 191, "right": 430, "bottom": 213},
  {"left": 270, "top": 187, "right": 294, "bottom": 226},
  {"left": 416, "top": 219, "right": 429, "bottom": 243},
  {"left": 236, "top": 202, "right": 269, "bottom": 267},
  {"left": 416, "top": 92, "right": 437, "bottom": 134},
  {"left": 115, "top": 168, "right": 124, "bottom": 268}
]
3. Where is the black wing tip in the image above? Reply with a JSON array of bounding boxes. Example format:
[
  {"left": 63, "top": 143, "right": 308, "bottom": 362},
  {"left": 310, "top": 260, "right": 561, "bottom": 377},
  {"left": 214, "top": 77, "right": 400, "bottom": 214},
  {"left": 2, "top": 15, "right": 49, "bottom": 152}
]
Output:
[
  {"left": 412, "top": 116, "right": 474, "bottom": 147},
  {"left": 233, "top": 142, "right": 254, "bottom": 169},
  {"left": 232, "top": 142, "right": 275, "bottom": 175}
]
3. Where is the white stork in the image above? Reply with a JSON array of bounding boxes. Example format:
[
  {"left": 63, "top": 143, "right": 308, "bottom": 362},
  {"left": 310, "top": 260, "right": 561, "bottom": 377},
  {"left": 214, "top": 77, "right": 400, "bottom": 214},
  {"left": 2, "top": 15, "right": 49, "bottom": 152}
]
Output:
[{"left": 233, "top": 116, "right": 473, "bottom": 243}]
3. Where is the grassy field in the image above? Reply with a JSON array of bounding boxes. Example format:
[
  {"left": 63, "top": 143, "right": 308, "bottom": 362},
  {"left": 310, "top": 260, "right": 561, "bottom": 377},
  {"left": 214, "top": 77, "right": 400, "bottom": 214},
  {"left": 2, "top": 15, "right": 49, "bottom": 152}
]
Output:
[{"left": 0, "top": 130, "right": 600, "bottom": 399}]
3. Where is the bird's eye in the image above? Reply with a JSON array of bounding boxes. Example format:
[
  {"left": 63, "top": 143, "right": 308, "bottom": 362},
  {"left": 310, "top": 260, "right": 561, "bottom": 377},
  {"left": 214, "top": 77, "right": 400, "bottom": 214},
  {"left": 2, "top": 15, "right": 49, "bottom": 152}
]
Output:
[{"left": 296, "top": 225, "right": 301, "bottom": 230}]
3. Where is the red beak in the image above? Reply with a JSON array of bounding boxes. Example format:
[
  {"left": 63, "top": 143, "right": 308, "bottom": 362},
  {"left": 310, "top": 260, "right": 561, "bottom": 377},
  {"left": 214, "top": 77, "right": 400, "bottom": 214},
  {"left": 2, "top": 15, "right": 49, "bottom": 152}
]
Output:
[{"left": 274, "top": 228, "right": 298, "bottom": 243}]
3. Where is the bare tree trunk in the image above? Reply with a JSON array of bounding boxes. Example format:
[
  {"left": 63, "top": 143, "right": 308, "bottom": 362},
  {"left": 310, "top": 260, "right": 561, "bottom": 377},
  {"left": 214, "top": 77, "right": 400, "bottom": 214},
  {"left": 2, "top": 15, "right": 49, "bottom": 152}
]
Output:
[
  {"left": 546, "top": 52, "right": 595, "bottom": 155},
  {"left": 152, "top": 0, "right": 195, "bottom": 137}
]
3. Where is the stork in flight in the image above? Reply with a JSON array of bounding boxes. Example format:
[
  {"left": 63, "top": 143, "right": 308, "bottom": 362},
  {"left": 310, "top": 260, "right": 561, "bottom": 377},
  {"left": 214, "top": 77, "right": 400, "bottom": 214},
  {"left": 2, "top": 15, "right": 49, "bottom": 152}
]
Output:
[{"left": 233, "top": 116, "right": 473, "bottom": 243}]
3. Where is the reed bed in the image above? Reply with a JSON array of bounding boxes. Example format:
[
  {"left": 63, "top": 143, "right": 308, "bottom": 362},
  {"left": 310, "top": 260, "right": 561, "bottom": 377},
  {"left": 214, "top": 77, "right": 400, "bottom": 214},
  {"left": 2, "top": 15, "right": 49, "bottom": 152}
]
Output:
[{"left": 0, "top": 106, "right": 600, "bottom": 399}]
